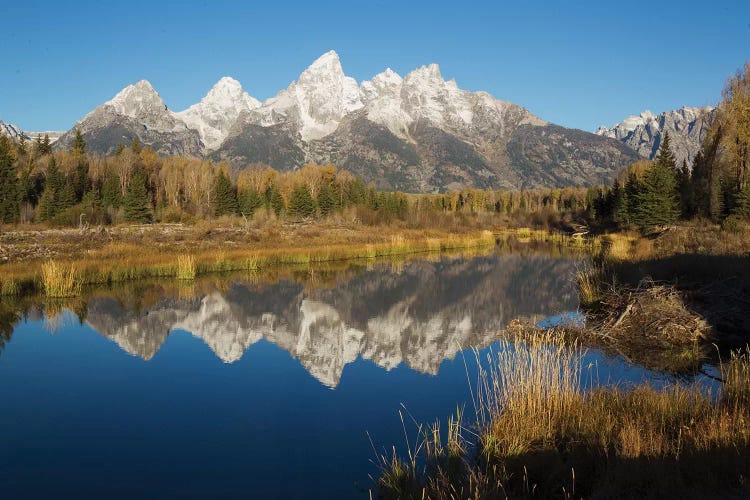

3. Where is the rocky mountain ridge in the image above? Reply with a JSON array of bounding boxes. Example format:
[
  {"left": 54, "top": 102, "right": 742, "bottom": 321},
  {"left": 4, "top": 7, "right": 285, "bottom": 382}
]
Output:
[
  {"left": 595, "top": 106, "right": 716, "bottom": 167},
  {"left": 47, "top": 51, "right": 646, "bottom": 190}
]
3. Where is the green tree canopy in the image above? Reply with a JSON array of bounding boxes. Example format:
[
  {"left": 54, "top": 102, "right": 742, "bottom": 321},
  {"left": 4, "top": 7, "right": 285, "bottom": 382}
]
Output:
[
  {"left": 0, "top": 136, "right": 19, "bottom": 223},
  {"left": 123, "top": 166, "right": 152, "bottom": 223},
  {"left": 212, "top": 171, "right": 239, "bottom": 216},
  {"left": 288, "top": 185, "right": 316, "bottom": 219}
]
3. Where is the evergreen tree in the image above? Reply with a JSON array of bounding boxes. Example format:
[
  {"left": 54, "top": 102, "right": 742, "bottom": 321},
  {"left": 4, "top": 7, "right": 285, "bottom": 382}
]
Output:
[
  {"left": 623, "top": 171, "right": 641, "bottom": 224},
  {"left": 101, "top": 173, "right": 122, "bottom": 209},
  {"left": 288, "top": 185, "right": 316, "bottom": 219},
  {"left": 691, "top": 150, "right": 711, "bottom": 218},
  {"left": 212, "top": 171, "right": 238, "bottom": 216},
  {"left": 57, "top": 178, "right": 76, "bottom": 212},
  {"left": 74, "top": 159, "right": 90, "bottom": 201},
  {"left": 123, "top": 166, "right": 152, "bottom": 223},
  {"left": 72, "top": 129, "right": 86, "bottom": 156},
  {"left": 633, "top": 138, "right": 680, "bottom": 230},
  {"left": 734, "top": 183, "right": 750, "bottom": 218},
  {"left": 0, "top": 137, "right": 19, "bottom": 223},
  {"left": 676, "top": 158, "right": 694, "bottom": 218},
  {"left": 347, "top": 178, "right": 367, "bottom": 206},
  {"left": 317, "top": 183, "right": 337, "bottom": 217},
  {"left": 238, "top": 188, "right": 263, "bottom": 217},
  {"left": 40, "top": 134, "right": 52, "bottom": 155},
  {"left": 37, "top": 158, "right": 63, "bottom": 221},
  {"left": 18, "top": 134, "right": 27, "bottom": 156},
  {"left": 610, "top": 180, "right": 627, "bottom": 226},
  {"left": 265, "top": 184, "right": 285, "bottom": 217},
  {"left": 131, "top": 137, "right": 142, "bottom": 154},
  {"left": 656, "top": 132, "right": 677, "bottom": 172}
]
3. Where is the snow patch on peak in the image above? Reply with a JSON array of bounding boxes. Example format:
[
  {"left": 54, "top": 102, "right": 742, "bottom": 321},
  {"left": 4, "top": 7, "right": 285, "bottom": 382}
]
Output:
[
  {"left": 305, "top": 50, "right": 341, "bottom": 71},
  {"left": 106, "top": 80, "right": 165, "bottom": 116},
  {"left": 176, "top": 76, "right": 260, "bottom": 150},
  {"left": 249, "top": 50, "right": 364, "bottom": 141},
  {"left": 100, "top": 79, "right": 191, "bottom": 134}
]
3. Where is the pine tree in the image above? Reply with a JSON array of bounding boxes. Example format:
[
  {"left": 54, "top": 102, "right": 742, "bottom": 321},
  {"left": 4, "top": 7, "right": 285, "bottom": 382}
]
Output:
[
  {"left": 633, "top": 137, "right": 681, "bottom": 230},
  {"left": 40, "top": 134, "right": 51, "bottom": 155},
  {"left": 289, "top": 185, "right": 316, "bottom": 219},
  {"left": 238, "top": 188, "right": 263, "bottom": 217},
  {"left": 131, "top": 137, "right": 142, "bottom": 154},
  {"left": 0, "top": 136, "right": 19, "bottom": 223},
  {"left": 317, "top": 183, "right": 337, "bottom": 217},
  {"left": 123, "top": 166, "right": 152, "bottom": 223},
  {"left": 57, "top": 178, "right": 76, "bottom": 212},
  {"left": 72, "top": 129, "right": 86, "bottom": 156},
  {"left": 611, "top": 180, "right": 628, "bottom": 226},
  {"left": 37, "top": 158, "right": 63, "bottom": 221},
  {"left": 623, "top": 171, "right": 641, "bottom": 225},
  {"left": 101, "top": 174, "right": 122, "bottom": 209},
  {"left": 676, "top": 158, "right": 694, "bottom": 218},
  {"left": 18, "top": 134, "right": 27, "bottom": 156},
  {"left": 212, "top": 171, "right": 238, "bottom": 216},
  {"left": 733, "top": 183, "right": 750, "bottom": 218},
  {"left": 265, "top": 184, "right": 285, "bottom": 216},
  {"left": 347, "top": 178, "right": 367, "bottom": 206}
]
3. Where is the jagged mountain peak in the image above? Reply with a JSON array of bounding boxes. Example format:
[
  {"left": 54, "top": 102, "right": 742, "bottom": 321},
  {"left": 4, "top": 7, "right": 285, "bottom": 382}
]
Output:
[
  {"left": 106, "top": 79, "right": 167, "bottom": 116},
  {"left": 176, "top": 76, "right": 260, "bottom": 150},
  {"left": 596, "top": 105, "right": 716, "bottom": 165},
  {"left": 246, "top": 50, "right": 364, "bottom": 141},
  {"left": 303, "top": 50, "right": 343, "bottom": 74}
]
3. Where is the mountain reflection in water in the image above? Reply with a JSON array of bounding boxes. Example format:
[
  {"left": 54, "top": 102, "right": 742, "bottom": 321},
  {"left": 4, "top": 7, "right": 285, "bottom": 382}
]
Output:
[{"left": 71, "top": 254, "right": 581, "bottom": 387}]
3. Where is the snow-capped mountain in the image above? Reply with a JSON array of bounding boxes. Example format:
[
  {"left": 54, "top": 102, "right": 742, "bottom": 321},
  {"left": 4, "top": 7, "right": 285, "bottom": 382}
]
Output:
[
  {"left": 55, "top": 80, "right": 203, "bottom": 156},
  {"left": 51, "top": 50, "right": 642, "bottom": 190},
  {"left": 176, "top": 77, "right": 260, "bottom": 150},
  {"left": 596, "top": 106, "right": 716, "bottom": 167},
  {"left": 0, "top": 120, "right": 24, "bottom": 140},
  {"left": 243, "top": 50, "right": 364, "bottom": 142}
]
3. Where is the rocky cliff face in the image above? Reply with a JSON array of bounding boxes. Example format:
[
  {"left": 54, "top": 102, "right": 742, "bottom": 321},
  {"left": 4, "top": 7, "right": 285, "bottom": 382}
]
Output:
[
  {"left": 83, "top": 254, "right": 580, "bottom": 387},
  {"left": 595, "top": 106, "right": 716, "bottom": 167}
]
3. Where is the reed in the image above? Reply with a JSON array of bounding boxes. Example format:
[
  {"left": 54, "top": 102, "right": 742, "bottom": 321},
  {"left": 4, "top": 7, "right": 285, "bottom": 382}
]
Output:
[
  {"left": 375, "top": 331, "right": 750, "bottom": 499},
  {"left": 575, "top": 265, "right": 601, "bottom": 306},
  {"left": 0, "top": 276, "right": 19, "bottom": 296},
  {"left": 175, "top": 254, "right": 197, "bottom": 280},
  {"left": 40, "top": 260, "right": 82, "bottom": 297}
]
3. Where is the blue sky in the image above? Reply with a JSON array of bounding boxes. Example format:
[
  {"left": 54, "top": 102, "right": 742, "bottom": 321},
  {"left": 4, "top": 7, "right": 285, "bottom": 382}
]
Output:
[{"left": 1, "top": 0, "right": 748, "bottom": 132}]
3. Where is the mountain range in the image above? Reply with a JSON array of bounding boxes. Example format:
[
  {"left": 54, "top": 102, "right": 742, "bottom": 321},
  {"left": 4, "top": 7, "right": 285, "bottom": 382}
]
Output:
[{"left": 6, "top": 50, "right": 715, "bottom": 191}]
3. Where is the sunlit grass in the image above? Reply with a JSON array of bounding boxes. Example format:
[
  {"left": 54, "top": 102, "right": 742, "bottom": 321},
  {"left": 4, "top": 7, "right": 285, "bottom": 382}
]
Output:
[
  {"left": 375, "top": 331, "right": 750, "bottom": 499},
  {"left": 41, "top": 260, "right": 82, "bottom": 297}
]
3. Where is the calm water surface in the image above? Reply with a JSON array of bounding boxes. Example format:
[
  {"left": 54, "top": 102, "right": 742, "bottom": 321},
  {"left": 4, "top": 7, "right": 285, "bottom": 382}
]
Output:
[{"left": 0, "top": 247, "right": 684, "bottom": 499}]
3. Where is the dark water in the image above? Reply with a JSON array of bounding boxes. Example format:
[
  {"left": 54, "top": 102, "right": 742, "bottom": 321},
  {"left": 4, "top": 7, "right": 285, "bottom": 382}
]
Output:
[{"left": 0, "top": 249, "right": 684, "bottom": 499}]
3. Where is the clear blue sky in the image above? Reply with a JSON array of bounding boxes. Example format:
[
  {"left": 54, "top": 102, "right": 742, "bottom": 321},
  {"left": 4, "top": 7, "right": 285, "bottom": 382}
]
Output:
[{"left": 1, "top": 0, "right": 748, "bottom": 132}]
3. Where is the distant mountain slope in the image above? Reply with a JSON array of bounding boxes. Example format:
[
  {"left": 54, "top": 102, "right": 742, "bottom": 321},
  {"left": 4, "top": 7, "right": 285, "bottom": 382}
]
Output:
[{"left": 595, "top": 106, "right": 716, "bottom": 167}]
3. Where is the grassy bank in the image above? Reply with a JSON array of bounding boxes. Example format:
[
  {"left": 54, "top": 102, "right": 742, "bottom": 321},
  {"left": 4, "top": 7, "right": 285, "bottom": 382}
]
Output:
[
  {"left": 0, "top": 222, "right": 600, "bottom": 298},
  {"left": 375, "top": 331, "right": 750, "bottom": 499}
]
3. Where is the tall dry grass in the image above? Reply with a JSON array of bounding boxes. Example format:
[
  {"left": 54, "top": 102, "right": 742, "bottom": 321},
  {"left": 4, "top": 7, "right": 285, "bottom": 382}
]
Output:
[
  {"left": 175, "top": 254, "right": 197, "bottom": 280},
  {"left": 375, "top": 331, "right": 750, "bottom": 499},
  {"left": 40, "top": 260, "right": 82, "bottom": 297}
]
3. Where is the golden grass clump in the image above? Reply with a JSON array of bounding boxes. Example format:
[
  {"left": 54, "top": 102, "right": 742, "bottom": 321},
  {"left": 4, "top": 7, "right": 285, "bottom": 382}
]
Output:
[
  {"left": 175, "top": 254, "right": 197, "bottom": 280},
  {"left": 575, "top": 265, "right": 601, "bottom": 306},
  {"left": 41, "top": 260, "right": 82, "bottom": 297},
  {"left": 0, "top": 276, "right": 19, "bottom": 296},
  {"left": 375, "top": 330, "right": 750, "bottom": 499}
]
